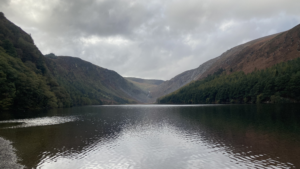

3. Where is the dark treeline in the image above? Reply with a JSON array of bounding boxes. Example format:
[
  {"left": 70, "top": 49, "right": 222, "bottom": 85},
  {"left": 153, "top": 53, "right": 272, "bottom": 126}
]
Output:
[{"left": 158, "top": 58, "right": 300, "bottom": 104}]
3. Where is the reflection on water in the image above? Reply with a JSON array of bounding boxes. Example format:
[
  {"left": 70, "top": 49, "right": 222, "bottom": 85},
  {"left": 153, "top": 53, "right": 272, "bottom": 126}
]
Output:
[
  {"left": 0, "top": 104, "right": 300, "bottom": 169},
  {"left": 0, "top": 116, "right": 78, "bottom": 129}
]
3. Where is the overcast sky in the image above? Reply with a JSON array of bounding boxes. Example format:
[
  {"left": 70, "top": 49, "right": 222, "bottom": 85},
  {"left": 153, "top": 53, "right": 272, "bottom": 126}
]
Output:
[{"left": 1, "top": 0, "right": 300, "bottom": 80}]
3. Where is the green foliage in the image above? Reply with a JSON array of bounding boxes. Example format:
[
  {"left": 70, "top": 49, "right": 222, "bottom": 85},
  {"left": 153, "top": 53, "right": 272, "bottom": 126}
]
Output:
[
  {"left": 2, "top": 39, "right": 17, "bottom": 57},
  {"left": 0, "top": 14, "right": 47, "bottom": 74},
  {"left": 0, "top": 14, "right": 74, "bottom": 110},
  {"left": 158, "top": 58, "right": 300, "bottom": 104},
  {"left": 0, "top": 48, "right": 61, "bottom": 109}
]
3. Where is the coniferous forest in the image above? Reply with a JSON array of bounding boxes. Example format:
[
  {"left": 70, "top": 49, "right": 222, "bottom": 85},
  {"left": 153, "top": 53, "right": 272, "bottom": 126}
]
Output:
[{"left": 157, "top": 58, "right": 300, "bottom": 104}]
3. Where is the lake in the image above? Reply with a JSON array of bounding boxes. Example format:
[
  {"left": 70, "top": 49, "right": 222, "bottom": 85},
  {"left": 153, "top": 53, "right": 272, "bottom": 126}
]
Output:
[{"left": 0, "top": 104, "right": 300, "bottom": 169}]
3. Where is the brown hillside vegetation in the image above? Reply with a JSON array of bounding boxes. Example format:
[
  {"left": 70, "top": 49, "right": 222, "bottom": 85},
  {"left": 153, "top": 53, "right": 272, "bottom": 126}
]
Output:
[
  {"left": 200, "top": 24, "right": 300, "bottom": 79},
  {"left": 149, "top": 58, "right": 216, "bottom": 103},
  {"left": 150, "top": 24, "right": 300, "bottom": 103}
]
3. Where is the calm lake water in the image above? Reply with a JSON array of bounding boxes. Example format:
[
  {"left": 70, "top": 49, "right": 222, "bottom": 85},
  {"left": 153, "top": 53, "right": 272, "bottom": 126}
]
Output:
[{"left": 0, "top": 104, "right": 300, "bottom": 169}]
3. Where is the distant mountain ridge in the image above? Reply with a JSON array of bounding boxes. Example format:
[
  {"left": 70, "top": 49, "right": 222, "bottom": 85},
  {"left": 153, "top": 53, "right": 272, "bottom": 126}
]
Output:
[
  {"left": 148, "top": 58, "right": 216, "bottom": 103},
  {"left": 125, "top": 77, "right": 164, "bottom": 86},
  {"left": 45, "top": 55, "right": 150, "bottom": 104},
  {"left": 150, "top": 24, "right": 300, "bottom": 103},
  {"left": 125, "top": 77, "right": 163, "bottom": 91},
  {"left": 1, "top": 11, "right": 300, "bottom": 108},
  {"left": 0, "top": 12, "right": 149, "bottom": 109}
]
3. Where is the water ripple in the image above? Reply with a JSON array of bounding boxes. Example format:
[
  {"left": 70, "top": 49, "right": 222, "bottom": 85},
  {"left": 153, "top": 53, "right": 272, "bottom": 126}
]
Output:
[
  {"left": 0, "top": 116, "right": 77, "bottom": 129},
  {"left": 1, "top": 105, "right": 300, "bottom": 168}
]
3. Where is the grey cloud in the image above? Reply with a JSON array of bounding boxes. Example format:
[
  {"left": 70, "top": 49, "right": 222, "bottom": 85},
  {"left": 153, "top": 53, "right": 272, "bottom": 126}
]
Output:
[
  {"left": 0, "top": 0, "right": 9, "bottom": 6},
  {"left": 1, "top": 0, "right": 300, "bottom": 80},
  {"left": 165, "top": 0, "right": 300, "bottom": 32},
  {"left": 41, "top": 0, "right": 155, "bottom": 37}
]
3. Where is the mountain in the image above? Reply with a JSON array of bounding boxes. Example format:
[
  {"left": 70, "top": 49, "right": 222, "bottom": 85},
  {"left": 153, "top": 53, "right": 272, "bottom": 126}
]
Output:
[
  {"left": 197, "top": 26, "right": 300, "bottom": 79},
  {"left": 0, "top": 12, "right": 148, "bottom": 109},
  {"left": 158, "top": 57, "right": 300, "bottom": 104},
  {"left": 0, "top": 12, "right": 63, "bottom": 109},
  {"left": 125, "top": 77, "right": 164, "bottom": 92},
  {"left": 44, "top": 55, "right": 149, "bottom": 105},
  {"left": 151, "top": 24, "right": 300, "bottom": 103},
  {"left": 148, "top": 58, "right": 216, "bottom": 103}
]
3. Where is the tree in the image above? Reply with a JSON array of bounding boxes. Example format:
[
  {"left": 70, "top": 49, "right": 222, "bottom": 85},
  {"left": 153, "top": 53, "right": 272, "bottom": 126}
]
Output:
[{"left": 2, "top": 39, "right": 17, "bottom": 57}]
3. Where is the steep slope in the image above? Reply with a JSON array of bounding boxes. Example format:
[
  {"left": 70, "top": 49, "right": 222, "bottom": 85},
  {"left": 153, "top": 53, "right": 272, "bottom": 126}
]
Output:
[
  {"left": 125, "top": 77, "right": 164, "bottom": 92},
  {"left": 149, "top": 35, "right": 271, "bottom": 103},
  {"left": 158, "top": 58, "right": 300, "bottom": 104},
  {"left": 152, "top": 24, "right": 300, "bottom": 103},
  {"left": 45, "top": 55, "right": 149, "bottom": 104},
  {"left": 158, "top": 24, "right": 300, "bottom": 104},
  {"left": 0, "top": 12, "right": 70, "bottom": 109},
  {"left": 0, "top": 12, "right": 148, "bottom": 109},
  {"left": 148, "top": 58, "right": 216, "bottom": 103},
  {"left": 198, "top": 25, "right": 300, "bottom": 79}
]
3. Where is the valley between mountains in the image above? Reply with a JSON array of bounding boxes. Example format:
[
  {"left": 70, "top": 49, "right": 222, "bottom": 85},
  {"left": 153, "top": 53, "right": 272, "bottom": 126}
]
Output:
[{"left": 1, "top": 11, "right": 300, "bottom": 110}]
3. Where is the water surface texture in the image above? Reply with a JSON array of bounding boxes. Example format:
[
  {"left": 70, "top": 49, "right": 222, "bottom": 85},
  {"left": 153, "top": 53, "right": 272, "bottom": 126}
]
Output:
[{"left": 0, "top": 104, "right": 300, "bottom": 169}]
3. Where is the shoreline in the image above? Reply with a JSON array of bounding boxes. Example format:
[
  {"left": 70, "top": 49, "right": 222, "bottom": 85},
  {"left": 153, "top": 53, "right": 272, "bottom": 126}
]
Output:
[{"left": 0, "top": 136, "right": 23, "bottom": 169}]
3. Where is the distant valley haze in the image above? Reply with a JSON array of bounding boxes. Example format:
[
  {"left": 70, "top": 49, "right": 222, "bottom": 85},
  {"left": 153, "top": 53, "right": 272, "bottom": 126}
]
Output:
[{"left": 1, "top": 0, "right": 300, "bottom": 80}]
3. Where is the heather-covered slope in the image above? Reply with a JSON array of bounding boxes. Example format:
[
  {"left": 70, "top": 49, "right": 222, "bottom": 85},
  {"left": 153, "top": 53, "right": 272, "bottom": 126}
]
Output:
[
  {"left": 148, "top": 35, "right": 274, "bottom": 103},
  {"left": 152, "top": 24, "right": 300, "bottom": 103},
  {"left": 198, "top": 24, "right": 300, "bottom": 79},
  {"left": 157, "top": 24, "right": 300, "bottom": 104}
]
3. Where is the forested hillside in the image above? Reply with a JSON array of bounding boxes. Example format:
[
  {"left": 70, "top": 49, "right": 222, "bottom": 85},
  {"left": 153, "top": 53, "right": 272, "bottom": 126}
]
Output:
[
  {"left": 158, "top": 58, "right": 300, "bottom": 104},
  {"left": 0, "top": 12, "right": 148, "bottom": 110},
  {"left": 151, "top": 24, "right": 300, "bottom": 103},
  {"left": 0, "top": 12, "right": 71, "bottom": 109}
]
